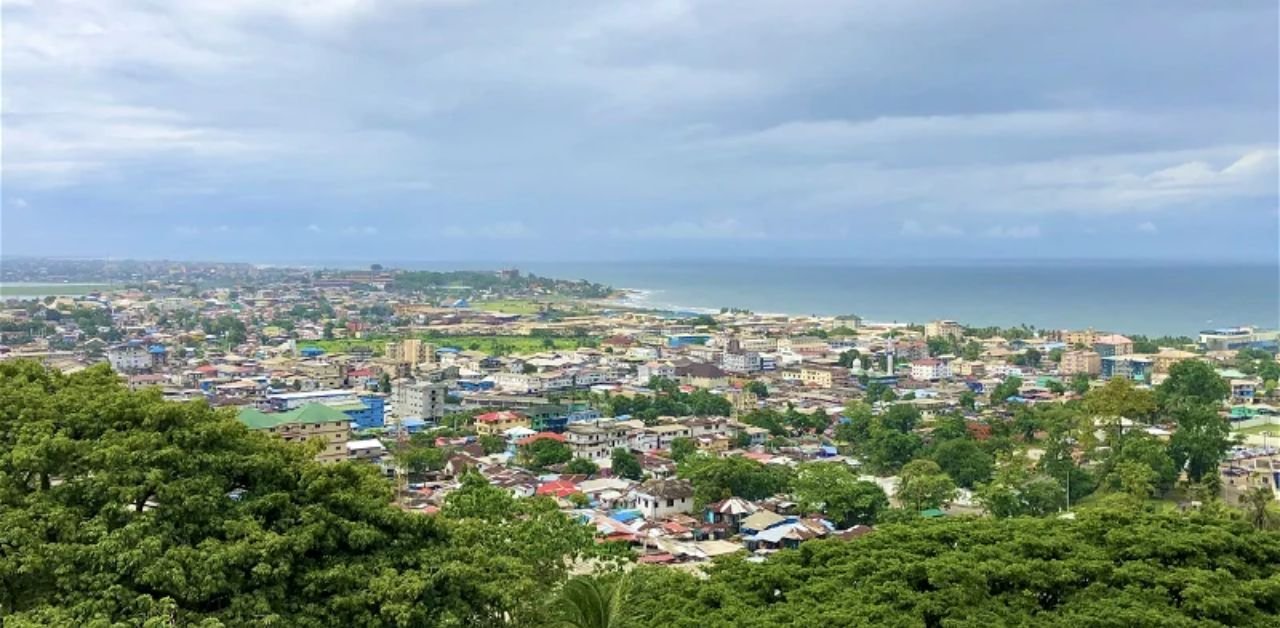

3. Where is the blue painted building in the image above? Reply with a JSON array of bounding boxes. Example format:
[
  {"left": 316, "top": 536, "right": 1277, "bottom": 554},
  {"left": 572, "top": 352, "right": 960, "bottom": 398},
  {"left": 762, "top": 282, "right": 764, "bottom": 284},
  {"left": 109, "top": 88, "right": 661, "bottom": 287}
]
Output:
[
  {"left": 1101, "top": 355, "right": 1153, "bottom": 382},
  {"left": 668, "top": 334, "right": 711, "bottom": 348}
]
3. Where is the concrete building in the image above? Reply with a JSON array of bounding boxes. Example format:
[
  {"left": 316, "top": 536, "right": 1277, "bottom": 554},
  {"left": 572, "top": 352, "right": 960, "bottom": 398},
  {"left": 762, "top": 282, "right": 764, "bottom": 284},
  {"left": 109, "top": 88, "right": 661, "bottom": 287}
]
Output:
[
  {"left": 565, "top": 419, "right": 632, "bottom": 461},
  {"left": 1199, "top": 327, "right": 1280, "bottom": 352},
  {"left": 722, "top": 350, "right": 762, "bottom": 373},
  {"left": 1101, "top": 355, "right": 1153, "bottom": 382},
  {"left": 385, "top": 338, "right": 434, "bottom": 365},
  {"left": 925, "top": 320, "right": 964, "bottom": 340},
  {"left": 1093, "top": 334, "right": 1134, "bottom": 358},
  {"left": 107, "top": 342, "right": 152, "bottom": 373},
  {"left": 1063, "top": 329, "right": 1100, "bottom": 348},
  {"left": 800, "top": 366, "right": 837, "bottom": 388},
  {"left": 239, "top": 404, "right": 351, "bottom": 464},
  {"left": 1060, "top": 350, "right": 1102, "bottom": 376},
  {"left": 475, "top": 410, "right": 530, "bottom": 436},
  {"left": 1153, "top": 349, "right": 1199, "bottom": 374},
  {"left": 392, "top": 379, "right": 448, "bottom": 420},
  {"left": 634, "top": 478, "right": 695, "bottom": 519},
  {"left": 910, "top": 358, "right": 951, "bottom": 381}
]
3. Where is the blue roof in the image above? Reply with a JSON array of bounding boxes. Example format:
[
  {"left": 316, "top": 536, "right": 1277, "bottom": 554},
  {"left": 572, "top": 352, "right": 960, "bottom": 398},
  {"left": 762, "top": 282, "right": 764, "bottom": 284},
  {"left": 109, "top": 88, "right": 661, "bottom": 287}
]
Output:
[
  {"left": 402, "top": 418, "right": 426, "bottom": 427},
  {"left": 148, "top": 344, "right": 166, "bottom": 354},
  {"left": 610, "top": 509, "right": 643, "bottom": 523}
]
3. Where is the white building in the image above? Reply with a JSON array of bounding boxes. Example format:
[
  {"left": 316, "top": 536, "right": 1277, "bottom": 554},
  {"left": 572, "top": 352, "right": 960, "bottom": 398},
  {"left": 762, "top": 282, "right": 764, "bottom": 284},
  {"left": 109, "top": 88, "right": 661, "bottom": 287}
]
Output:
[
  {"left": 107, "top": 343, "right": 152, "bottom": 373},
  {"left": 910, "top": 358, "right": 951, "bottom": 381},
  {"left": 492, "top": 372, "right": 539, "bottom": 393},
  {"left": 722, "top": 351, "right": 762, "bottom": 373},
  {"left": 637, "top": 361, "right": 675, "bottom": 382},
  {"left": 565, "top": 419, "right": 633, "bottom": 461},
  {"left": 391, "top": 379, "right": 448, "bottom": 420},
  {"left": 633, "top": 479, "right": 695, "bottom": 519}
]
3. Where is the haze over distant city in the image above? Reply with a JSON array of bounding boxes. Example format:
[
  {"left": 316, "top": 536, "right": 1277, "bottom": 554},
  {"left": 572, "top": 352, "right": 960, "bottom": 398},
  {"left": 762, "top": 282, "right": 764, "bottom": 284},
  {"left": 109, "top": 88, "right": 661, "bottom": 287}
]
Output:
[{"left": 2, "top": 1, "right": 1277, "bottom": 262}]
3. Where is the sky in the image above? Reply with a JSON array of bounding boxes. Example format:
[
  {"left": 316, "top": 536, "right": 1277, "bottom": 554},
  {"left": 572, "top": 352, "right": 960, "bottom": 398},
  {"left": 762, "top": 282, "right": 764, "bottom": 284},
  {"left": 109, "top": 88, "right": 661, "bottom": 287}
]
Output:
[{"left": 2, "top": 0, "right": 1278, "bottom": 263}]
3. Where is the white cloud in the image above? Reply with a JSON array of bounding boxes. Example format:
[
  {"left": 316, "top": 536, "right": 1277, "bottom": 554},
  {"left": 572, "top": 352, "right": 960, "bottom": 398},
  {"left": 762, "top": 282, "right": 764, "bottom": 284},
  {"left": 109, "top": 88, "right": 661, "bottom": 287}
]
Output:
[
  {"left": 342, "top": 226, "right": 379, "bottom": 236},
  {"left": 901, "top": 220, "right": 963, "bottom": 238},
  {"left": 983, "top": 225, "right": 1041, "bottom": 239},
  {"left": 306, "top": 224, "right": 322, "bottom": 232},
  {"left": 1137, "top": 221, "right": 1158, "bottom": 233}
]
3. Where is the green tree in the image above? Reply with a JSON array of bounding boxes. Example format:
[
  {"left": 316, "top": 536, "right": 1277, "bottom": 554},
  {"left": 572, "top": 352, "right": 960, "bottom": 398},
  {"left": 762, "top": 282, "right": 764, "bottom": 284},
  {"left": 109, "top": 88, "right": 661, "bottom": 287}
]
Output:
[
  {"left": 566, "top": 457, "right": 600, "bottom": 476},
  {"left": 989, "top": 376, "right": 1022, "bottom": 404},
  {"left": 745, "top": 380, "right": 769, "bottom": 398},
  {"left": 558, "top": 574, "right": 631, "bottom": 628},
  {"left": 478, "top": 434, "right": 508, "bottom": 455},
  {"left": 1046, "top": 379, "right": 1067, "bottom": 395},
  {"left": 895, "top": 459, "right": 956, "bottom": 512},
  {"left": 977, "top": 457, "right": 1067, "bottom": 518},
  {"left": 930, "top": 439, "right": 994, "bottom": 489},
  {"left": 1157, "top": 359, "right": 1229, "bottom": 410},
  {"left": 669, "top": 437, "right": 698, "bottom": 463},
  {"left": 837, "top": 349, "right": 860, "bottom": 368},
  {"left": 1084, "top": 377, "right": 1157, "bottom": 424},
  {"left": 522, "top": 438, "right": 574, "bottom": 470},
  {"left": 1168, "top": 403, "right": 1233, "bottom": 482},
  {"left": 611, "top": 448, "right": 644, "bottom": 480},
  {"left": 792, "top": 463, "right": 888, "bottom": 527},
  {"left": 959, "top": 390, "right": 976, "bottom": 411},
  {"left": 678, "top": 455, "right": 792, "bottom": 505},
  {"left": 1104, "top": 432, "right": 1177, "bottom": 494},
  {"left": 378, "top": 372, "right": 392, "bottom": 393},
  {"left": 1070, "top": 372, "right": 1092, "bottom": 395},
  {"left": 1242, "top": 486, "right": 1275, "bottom": 530}
]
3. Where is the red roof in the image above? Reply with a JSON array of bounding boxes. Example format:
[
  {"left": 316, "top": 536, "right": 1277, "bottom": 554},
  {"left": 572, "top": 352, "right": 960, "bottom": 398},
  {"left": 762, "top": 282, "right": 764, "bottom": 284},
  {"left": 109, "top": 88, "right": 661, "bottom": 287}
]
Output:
[
  {"left": 477, "top": 410, "right": 525, "bottom": 424},
  {"left": 536, "top": 480, "right": 579, "bottom": 498},
  {"left": 347, "top": 368, "right": 374, "bottom": 377},
  {"left": 516, "top": 432, "right": 566, "bottom": 446}
]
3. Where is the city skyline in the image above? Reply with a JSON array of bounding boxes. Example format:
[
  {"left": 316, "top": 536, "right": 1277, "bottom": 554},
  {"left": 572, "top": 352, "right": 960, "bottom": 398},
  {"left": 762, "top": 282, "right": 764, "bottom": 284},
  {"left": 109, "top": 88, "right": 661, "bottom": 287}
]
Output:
[{"left": 3, "top": 1, "right": 1278, "bottom": 262}]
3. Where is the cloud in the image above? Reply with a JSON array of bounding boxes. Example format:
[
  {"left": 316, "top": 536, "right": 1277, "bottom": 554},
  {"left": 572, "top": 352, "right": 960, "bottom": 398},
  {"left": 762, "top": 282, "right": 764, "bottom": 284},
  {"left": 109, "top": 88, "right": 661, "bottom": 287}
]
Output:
[
  {"left": 1, "top": 0, "right": 1275, "bottom": 260},
  {"left": 306, "top": 224, "right": 322, "bottom": 232},
  {"left": 983, "top": 225, "right": 1041, "bottom": 239},
  {"left": 1137, "top": 221, "right": 1158, "bottom": 233},
  {"left": 901, "top": 220, "right": 963, "bottom": 238}
]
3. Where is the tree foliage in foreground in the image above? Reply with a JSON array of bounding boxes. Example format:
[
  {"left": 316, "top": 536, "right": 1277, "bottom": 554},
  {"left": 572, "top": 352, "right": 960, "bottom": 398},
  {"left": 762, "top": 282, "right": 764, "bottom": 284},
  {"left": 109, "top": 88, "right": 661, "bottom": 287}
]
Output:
[
  {"left": 623, "top": 509, "right": 1280, "bottom": 627},
  {"left": 0, "top": 360, "right": 597, "bottom": 627}
]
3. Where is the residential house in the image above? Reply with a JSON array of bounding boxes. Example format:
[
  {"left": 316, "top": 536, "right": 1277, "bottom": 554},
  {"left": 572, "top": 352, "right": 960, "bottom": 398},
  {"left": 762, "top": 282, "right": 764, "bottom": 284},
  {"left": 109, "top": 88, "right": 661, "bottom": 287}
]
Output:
[
  {"left": 475, "top": 410, "right": 531, "bottom": 436},
  {"left": 634, "top": 479, "right": 695, "bottom": 519}
]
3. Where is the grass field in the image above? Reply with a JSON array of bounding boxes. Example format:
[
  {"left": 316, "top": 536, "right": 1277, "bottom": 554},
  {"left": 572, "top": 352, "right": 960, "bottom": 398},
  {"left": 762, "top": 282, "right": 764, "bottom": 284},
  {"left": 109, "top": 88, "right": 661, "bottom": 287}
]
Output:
[
  {"left": 0, "top": 283, "right": 119, "bottom": 297},
  {"left": 301, "top": 334, "right": 593, "bottom": 356},
  {"left": 1231, "top": 422, "right": 1280, "bottom": 436}
]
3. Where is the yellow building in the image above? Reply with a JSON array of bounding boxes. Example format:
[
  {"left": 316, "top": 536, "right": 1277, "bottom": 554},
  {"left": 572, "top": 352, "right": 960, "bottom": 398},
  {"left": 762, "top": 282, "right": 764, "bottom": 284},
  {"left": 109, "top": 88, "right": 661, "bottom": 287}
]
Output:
[
  {"left": 925, "top": 320, "right": 964, "bottom": 339},
  {"left": 800, "top": 367, "right": 836, "bottom": 388},
  {"left": 1060, "top": 350, "right": 1101, "bottom": 376},
  {"left": 239, "top": 404, "right": 351, "bottom": 464},
  {"left": 474, "top": 410, "right": 531, "bottom": 436},
  {"left": 1154, "top": 349, "right": 1199, "bottom": 374}
]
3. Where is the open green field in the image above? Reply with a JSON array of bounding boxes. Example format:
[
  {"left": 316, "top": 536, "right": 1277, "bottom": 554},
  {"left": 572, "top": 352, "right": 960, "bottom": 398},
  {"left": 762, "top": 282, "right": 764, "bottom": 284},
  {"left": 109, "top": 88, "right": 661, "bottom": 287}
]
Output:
[
  {"left": 300, "top": 334, "right": 594, "bottom": 356},
  {"left": 0, "top": 283, "right": 119, "bottom": 298},
  {"left": 1231, "top": 422, "right": 1280, "bottom": 436}
]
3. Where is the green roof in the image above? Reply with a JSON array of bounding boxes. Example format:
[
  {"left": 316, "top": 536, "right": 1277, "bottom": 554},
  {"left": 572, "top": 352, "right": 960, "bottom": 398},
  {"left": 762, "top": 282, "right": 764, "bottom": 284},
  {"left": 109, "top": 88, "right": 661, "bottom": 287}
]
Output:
[
  {"left": 920, "top": 508, "right": 946, "bottom": 518},
  {"left": 238, "top": 403, "right": 352, "bottom": 430}
]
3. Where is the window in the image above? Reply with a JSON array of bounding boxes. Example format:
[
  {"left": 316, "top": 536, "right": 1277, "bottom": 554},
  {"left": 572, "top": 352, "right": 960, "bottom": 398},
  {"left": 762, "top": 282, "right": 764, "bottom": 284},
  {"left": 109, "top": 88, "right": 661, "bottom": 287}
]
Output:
[{"left": 667, "top": 499, "right": 674, "bottom": 507}]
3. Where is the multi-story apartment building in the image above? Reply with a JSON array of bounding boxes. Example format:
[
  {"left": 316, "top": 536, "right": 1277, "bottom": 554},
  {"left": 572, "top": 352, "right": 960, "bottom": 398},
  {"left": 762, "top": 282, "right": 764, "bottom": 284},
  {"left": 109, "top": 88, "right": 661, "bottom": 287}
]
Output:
[
  {"left": 1093, "top": 334, "right": 1134, "bottom": 358},
  {"left": 910, "top": 358, "right": 951, "bottom": 381},
  {"left": 925, "top": 320, "right": 964, "bottom": 339},
  {"left": 1101, "top": 355, "right": 1153, "bottom": 382},
  {"left": 385, "top": 338, "right": 434, "bottom": 365},
  {"left": 722, "top": 351, "right": 762, "bottom": 373},
  {"left": 392, "top": 379, "right": 448, "bottom": 420},
  {"left": 800, "top": 366, "right": 838, "bottom": 388},
  {"left": 565, "top": 419, "right": 633, "bottom": 461},
  {"left": 239, "top": 404, "right": 351, "bottom": 464},
  {"left": 1060, "top": 350, "right": 1102, "bottom": 376},
  {"left": 107, "top": 342, "right": 152, "bottom": 372},
  {"left": 1063, "top": 328, "right": 1100, "bottom": 348},
  {"left": 1154, "top": 349, "right": 1199, "bottom": 374}
]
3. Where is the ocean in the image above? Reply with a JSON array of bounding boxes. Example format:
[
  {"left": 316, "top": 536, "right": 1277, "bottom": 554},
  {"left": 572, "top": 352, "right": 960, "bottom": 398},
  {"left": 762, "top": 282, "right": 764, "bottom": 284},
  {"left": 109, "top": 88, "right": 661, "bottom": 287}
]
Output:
[{"left": 503, "top": 259, "right": 1280, "bottom": 337}]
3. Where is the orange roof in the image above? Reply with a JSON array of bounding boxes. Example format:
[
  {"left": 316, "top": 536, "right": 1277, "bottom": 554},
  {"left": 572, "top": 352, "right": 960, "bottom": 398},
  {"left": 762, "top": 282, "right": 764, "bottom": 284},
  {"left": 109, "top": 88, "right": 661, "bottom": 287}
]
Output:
[
  {"left": 476, "top": 410, "right": 525, "bottom": 423},
  {"left": 536, "top": 480, "right": 579, "bottom": 497}
]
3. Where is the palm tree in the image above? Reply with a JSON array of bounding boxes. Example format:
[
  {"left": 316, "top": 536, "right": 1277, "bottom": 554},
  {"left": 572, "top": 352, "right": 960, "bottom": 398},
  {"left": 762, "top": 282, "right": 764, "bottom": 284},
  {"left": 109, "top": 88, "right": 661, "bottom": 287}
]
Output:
[
  {"left": 1243, "top": 486, "right": 1275, "bottom": 530},
  {"left": 557, "top": 573, "right": 630, "bottom": 628}
]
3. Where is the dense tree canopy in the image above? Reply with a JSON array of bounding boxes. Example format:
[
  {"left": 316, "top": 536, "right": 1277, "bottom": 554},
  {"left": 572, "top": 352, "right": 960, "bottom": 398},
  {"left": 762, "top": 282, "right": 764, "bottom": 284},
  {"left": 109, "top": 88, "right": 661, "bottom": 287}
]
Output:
[
  {"left": 0, "top": 361, "right": 598, "bottom": 627},
  {"left": 622, "top": 509, "right": 1280, "bottom": 627},
  {"left": 677, "top": 455, "right": 792, "bottom": 506},
  {"left": 792, "top": 463, "right": 888, "bottom": 527}
]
